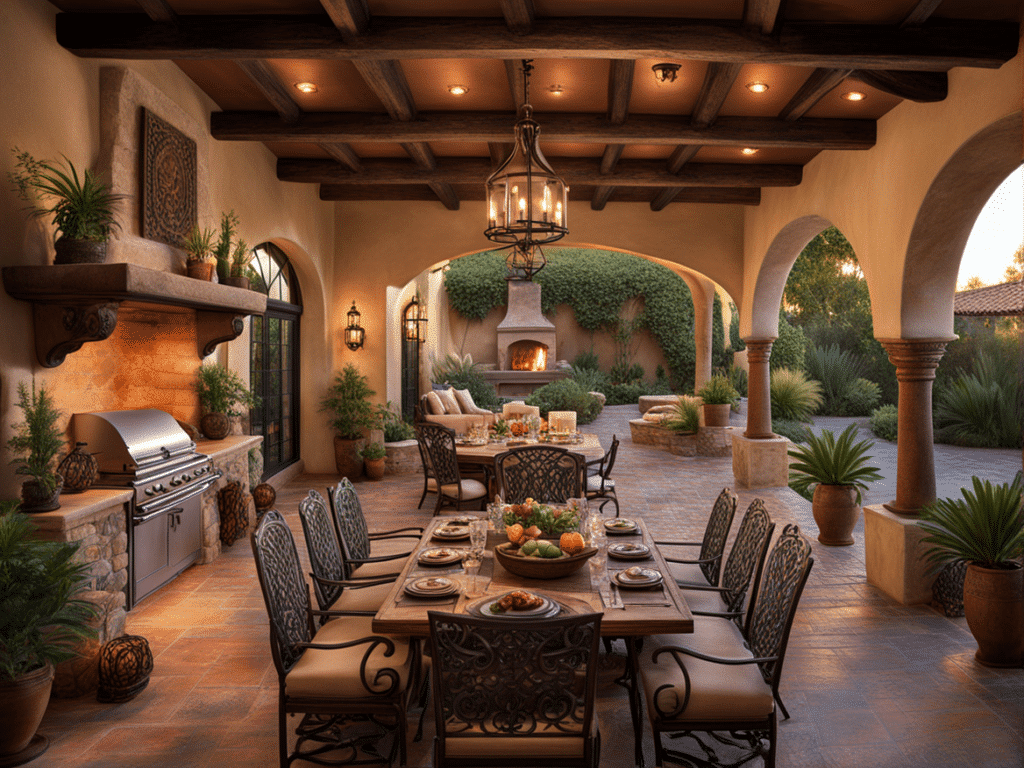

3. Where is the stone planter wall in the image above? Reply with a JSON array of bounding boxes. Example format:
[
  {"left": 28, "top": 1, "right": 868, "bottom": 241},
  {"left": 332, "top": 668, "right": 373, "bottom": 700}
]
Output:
[
  {"left": 385, "top": 439, "right": 421, "bottom": 475},
  {"left": 629, "top": 419, "right": 736, "bottom": 457}
]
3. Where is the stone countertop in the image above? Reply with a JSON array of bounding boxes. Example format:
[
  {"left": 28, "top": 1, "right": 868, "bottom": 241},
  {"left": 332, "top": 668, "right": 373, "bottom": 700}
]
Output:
[{"left": 196, "top": 434, "right": 262, "bottom": 461}]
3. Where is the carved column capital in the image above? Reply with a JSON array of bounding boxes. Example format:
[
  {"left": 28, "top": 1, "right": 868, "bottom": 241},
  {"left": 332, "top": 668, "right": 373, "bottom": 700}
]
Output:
[
  {"left": 878, "top": 337, "right": 956, "bottom": 382},
  {"left": 742, "top": 337, "right": 776, "bottom": 365}
]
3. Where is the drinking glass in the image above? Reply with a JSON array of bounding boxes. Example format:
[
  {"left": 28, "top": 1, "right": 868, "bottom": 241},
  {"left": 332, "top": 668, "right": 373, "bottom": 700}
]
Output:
[
  {"left": 463, "top": 554, "right": 483, "bottom": 597},
  {"left": 585, "top": 515, "right": 606, "bottom": 548},
  {"left": 487, "top": 503, "right": 505, "bottom": 532},
  {"left": 588, "top": 545, "right": 608, "bottom": 590},
  {"left": 469, "top": 518, "right": 489, "bottom": 559}
]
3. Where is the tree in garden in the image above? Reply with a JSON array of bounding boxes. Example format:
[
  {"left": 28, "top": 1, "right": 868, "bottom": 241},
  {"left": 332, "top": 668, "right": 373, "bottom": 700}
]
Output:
[{"left": 1004, "top": 242, "right": 1023, "bottom": 282}]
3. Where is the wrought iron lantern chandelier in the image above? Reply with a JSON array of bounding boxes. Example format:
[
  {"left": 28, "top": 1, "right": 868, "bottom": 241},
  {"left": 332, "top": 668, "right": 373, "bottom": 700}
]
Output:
[
  {"left": 344, "top": 301, "right": 365, "bottom": 351},
  {"left": 485, "top": 60, "right": 569, "bottom": 280}
]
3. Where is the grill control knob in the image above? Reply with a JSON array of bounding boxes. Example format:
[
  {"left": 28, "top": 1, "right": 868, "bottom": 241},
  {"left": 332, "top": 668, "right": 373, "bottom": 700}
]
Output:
[
  {"left": 145, "top": 487, "right": 155, "bottom": 496},
  {"left": 170, "top": 477, "right": 182, "bottom": 486}
]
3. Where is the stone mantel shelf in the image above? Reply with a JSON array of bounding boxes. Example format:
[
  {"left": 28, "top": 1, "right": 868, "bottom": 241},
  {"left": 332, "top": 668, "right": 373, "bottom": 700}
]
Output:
[{"left": 2, "top": 263, "right": 268, "bottom": 367}]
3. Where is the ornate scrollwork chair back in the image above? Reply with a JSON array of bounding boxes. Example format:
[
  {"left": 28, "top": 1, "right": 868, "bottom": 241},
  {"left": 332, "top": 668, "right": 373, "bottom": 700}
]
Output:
[
  {"left": 325, "top": 479, "right": 419, "bottom": 580},
  {"left": 297, "top": 491, "right": 347, "bottom": 614},
  {"left": 585, "top": 434, "right": 620, "bottom": 516},
  {"left": 427, "top": 611, "right": 603, "bottom": 768},
  {"left": 658, "top": 487, "right": 737, "bottom": 588},
  {"left": 721, "top": 499, "right": 776, "bottom": 620},
  {"left": 415, "top": 422, "right": 488, "bottom": 515},
  {"left": 495, "top": 445, "right": 585, "bottom": 504}
]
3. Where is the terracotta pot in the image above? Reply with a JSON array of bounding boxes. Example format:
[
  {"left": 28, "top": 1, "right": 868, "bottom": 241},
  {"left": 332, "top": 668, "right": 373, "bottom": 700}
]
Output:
[
  {"left": 701, "top": 403, "right": 731, "bottom": 428},
  {"left": 20, "top": 476, "right": 62, "bottom": 513},
  {"left": 54, "top": 237, "right": 106, "bottom": 265},
  {"left": 811, "top": 483, "right": 859, "bottom": 546},
  {"left": 200, "top": 412, "right": 230, "bottom": 440},
  {"left": 333, "top": 435, "right": 366, "bottom": 481},
  {"left": 364, "top": 457, "right": 386, "bottom": 481},
  {"left": 963, "top": 563, "right": 1024, "bottom": 668},
  {"left": 0, "top": 662, "right": 54, "bottom": 758},
  {"left": 187, "top": 261, "right": 215, "bottom": 280},
  {"left": 222, "top": 276, "right": 250, "bottom": 290}
]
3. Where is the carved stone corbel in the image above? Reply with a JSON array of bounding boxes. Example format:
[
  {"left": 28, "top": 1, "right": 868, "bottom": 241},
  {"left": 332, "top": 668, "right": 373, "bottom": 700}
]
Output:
[
  {"left": 197, "top": 311, "right": 245, "bottom": 358},
  {"left": 34, "top": 301, "right": 120, "bottom": 368}
]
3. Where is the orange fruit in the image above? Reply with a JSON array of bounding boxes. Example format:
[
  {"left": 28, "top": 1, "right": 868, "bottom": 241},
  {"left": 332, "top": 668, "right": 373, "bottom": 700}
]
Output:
[
  {"left": 506, "top": 523, "right": 525, "bottom": 545},
  {"left": 560, "top": 531, "right": 585, "bottom": 555}
]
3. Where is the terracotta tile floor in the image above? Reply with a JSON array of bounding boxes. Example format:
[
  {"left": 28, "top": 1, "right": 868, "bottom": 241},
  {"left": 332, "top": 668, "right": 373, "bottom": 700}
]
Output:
[{"left": 36, "top": 406, "right": 1024, "bottom": 767}]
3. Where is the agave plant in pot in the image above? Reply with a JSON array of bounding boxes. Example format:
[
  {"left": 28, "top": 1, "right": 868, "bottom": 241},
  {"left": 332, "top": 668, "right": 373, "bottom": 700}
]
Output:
[
  {"left": 9, "top": 148, "right": 125, "bottom": 265},
  {"left": 919, "top": 476, "right": 1024, "bottom": 667},
  {"left": 788, "top": 424, "right": 882, "bottom": 546},
  {"left": 0, "top": 505, "right": 97, "bottom": 762},
  {"left": 7, "top": 382, "right": 65, "bottom": 513},
  {"left": 697, "top": 374, "right": 739, "bottom": 428},
  {"left": 321, "top": 364, "right": 377, "bottom": 481},
  {"left": 181, "top": 225, "right": 216, "bottom": 280},
  {"left": 196, "top": 363, "right": 259, "bottom": 440}
]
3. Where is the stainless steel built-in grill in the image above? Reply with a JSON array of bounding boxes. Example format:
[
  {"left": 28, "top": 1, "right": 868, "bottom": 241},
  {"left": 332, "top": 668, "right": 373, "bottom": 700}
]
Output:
[{"left": 73, "top": 409, "right": 221, "bottom": 607}]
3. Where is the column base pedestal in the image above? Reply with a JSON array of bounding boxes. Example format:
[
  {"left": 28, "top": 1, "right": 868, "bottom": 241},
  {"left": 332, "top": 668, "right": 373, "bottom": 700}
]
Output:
[
  {"left": 864, "top": 504, "right": 936, "bottom": 605},
  {"left": 731, "top": 434, "right": 790, "bottom": 488}
]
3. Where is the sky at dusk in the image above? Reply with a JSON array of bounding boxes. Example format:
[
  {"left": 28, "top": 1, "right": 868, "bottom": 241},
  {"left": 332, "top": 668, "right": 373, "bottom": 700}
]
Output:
[{"left": 957, "top": 166, "right": 1024, "bottom": 289}]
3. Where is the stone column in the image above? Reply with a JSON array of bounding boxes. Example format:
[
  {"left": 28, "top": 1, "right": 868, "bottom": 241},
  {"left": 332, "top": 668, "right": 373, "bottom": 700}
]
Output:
[
  {"left": 878, "top": 337, "right": 955, "bottom": 516},
  {"left": 692, "top": 282, "right": 714, "bottom": 393},
  {"left": 743, "top": 338, "right": 775, "bottom": 439}
]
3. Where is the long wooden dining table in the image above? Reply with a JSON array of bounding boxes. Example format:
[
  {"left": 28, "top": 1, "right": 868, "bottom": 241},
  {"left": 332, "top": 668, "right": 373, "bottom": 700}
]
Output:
[{"left": 454, "top": 433, "right": 606, "bottom": 469}]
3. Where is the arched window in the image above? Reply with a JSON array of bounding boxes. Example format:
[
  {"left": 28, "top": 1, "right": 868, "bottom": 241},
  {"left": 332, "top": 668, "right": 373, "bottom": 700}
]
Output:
[{"left": 249, "top": 242, "right": 302, "bottom": 478}]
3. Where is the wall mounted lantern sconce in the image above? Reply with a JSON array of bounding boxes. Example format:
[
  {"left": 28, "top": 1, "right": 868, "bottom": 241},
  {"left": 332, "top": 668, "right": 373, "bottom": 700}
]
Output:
[
  {"left": 345, "top": 301, "right": 365, "bottom": 351},
  {"left": 404, "top": 294, "right": 428, "bottom": 343}
]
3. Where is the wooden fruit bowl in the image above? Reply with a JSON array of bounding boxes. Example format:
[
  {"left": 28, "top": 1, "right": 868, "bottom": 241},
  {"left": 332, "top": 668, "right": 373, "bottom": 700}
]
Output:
[{"left": 494, "top": 542, "right": 597, "bottom": 580}]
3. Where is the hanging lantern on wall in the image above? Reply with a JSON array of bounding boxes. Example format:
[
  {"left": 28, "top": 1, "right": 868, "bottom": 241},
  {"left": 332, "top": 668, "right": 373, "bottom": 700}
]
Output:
[
  {"left": 403, "top": 294, "right": 428, "bottom": 343},
  {"left": 344, "top": 301, "right": 365, "bottom": 351}
]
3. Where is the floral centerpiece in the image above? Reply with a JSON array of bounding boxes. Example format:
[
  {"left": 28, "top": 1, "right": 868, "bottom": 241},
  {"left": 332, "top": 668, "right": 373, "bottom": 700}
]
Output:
[{"left": 502, "top": 498, "right": 584, "bottom": 536}]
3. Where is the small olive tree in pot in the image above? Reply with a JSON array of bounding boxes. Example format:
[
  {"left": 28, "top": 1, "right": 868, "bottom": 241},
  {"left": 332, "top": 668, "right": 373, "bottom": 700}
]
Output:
[
  {"left": 321, "top": 364, "right": 377, "bottom": 480},
  {"left": 7, "top": 382, "right": 65, "bottom": 512},
  {"left": 196, "top": 363, "right": 259, "bottom": 440},
  {"left": 919, "top": 476, "right": 1024, "bottom": 667}
]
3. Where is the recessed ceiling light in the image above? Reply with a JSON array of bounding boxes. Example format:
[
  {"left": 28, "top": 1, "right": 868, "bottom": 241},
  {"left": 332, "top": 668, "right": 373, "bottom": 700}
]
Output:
[
  {"left": 842, "top": 91, "right": 866, "bottom": 101},
  {"left": 294, "top": 82, "right": 318, "bottom": 94},
  {"left": 746, "top": 82, "right": 769, "bottom": 94},
  {"left": 652, "top": 63, "right": 681, "bottom": 84},
  {"left": 741, "top": 148, "right": 759, "bottom": 155},
  {"left": 548, "top": 84, "right": 565, "bottom": 96},
  {"left": 447, "top": 84, "right": 469, "bottom": 96}
]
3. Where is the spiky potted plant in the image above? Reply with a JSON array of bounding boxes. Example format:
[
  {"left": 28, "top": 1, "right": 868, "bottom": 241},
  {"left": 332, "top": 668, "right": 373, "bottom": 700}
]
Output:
[
  {"left": 320, "top": 364, "right": 377, "bottom": 481},
  {"left": 196, "top": 363, "right": 258, "bottom": 440},
  {"left": 0, "top": 505, "right": 97, "bottom": 761},
  {"left": 919, "top": 476, "right": 1024, "bottom": 667},
  {"left": 224, "top": 239, "right": 252, "bottom": 289},
  {"left": 181, "top": 225, "right": 216, "bottom": 280},
  {"left": 9, "top": 148, "right": 125, "bottom": 265},
  {"left": 696, "top": 374, "right": 738, "bottom": 427},
  {"left": 212, "top": 210, "right": 239, "bottom": 283},
  {"left": 788, "top": 424, "right": 883, "bottom": 546},
  {"left": 7, "top": 382, "right": 65, "bottom": 512}
]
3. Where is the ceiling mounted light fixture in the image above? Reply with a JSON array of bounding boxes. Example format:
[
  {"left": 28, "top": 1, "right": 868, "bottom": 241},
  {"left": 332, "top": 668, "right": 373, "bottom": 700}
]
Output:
[
  {"left": 447, "top": 84, "right": 469, "bottom": 96},
  {"left": 294, "top": 82, "right": 318, "bottom": 94},
  {"left": 842, "top": 91, "right": 866, "bottom": 101},
  {"left": 548, "top": 84, "right": 565, "bottom": 96},
  {"left": 485, "top": 60, "right": 569, "bottom": 281},
  {"left": 652, "top": 63, "right": 681, "bottom": 84},
  {"left": 746, "top": 81, "right": 769, "bottom": 93}
]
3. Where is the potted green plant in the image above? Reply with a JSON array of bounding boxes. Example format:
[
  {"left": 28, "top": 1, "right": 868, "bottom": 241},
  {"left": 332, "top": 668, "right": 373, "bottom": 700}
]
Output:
[
  {"left": 8, "top": 148, "right": 125, "bottom": 265},
  {"left": 919, "top": 476, "right": 1024, "bottom": 667},
  {"left": 212, "top": 210, "right": 239, "bottom": 283},
  {"left": 181, "top": 225, "right": 216, "bottom": 280},
  {"left": 7, "top": 382, "right": 65, "bottom": 512},
  {"left": 358, "top": 441, "right": 388, "bottom": 481},
  {"left": 225, "top": 239, "right": 253, "bottom": 289},
  {"left": 196, "top": 363, "right": 259, "bottom": 440},
  {"left": 696, "top": 374, "right": 738, "bottom": 428},
  {"left": 0, "top": 505, "right": 97, "bottom": 761},
  {"left": 788, "top": 424, "right": 883, "bottom": 546},
  {"left": 320, "top": 364, "right": 377, "bottom": 480}
]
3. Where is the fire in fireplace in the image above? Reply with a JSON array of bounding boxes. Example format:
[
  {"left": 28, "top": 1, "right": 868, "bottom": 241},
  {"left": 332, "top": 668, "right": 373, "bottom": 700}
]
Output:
[{"left": 509, "top": 340, "right": 549, "bottom": 371}]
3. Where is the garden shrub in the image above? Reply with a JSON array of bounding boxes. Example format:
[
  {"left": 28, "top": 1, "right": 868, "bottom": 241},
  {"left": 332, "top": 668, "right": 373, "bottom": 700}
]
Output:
[
  {"left": 525, "top": 379, "right": 603, "bottom": 424},
  {"left": 770, "top": 368, "right": 822, "bottom": 421},
  {"left": 729, "top": 303, "right": 745, "bottom": 352},
  {"left": 720, "top": 364, "right": 748, "bottom": 398},
  {"left": 431, "top": 353, "right": 499, "bottom": 409},
  {"left": 697, "top": 374, "right": 739, "bottom": 406},
  {"left": 572, "top": 351, "right": 600, "bottom": 370},
  {"left": 664, "top": 397, "right": 701, "bottom": 434},
  {"left": 805, "top": 344, "right": 867, "bottom": 414},
  {"left": 770, "top": 311, "right": 809, "bottom": 372},
  {"left": 870, "top": 404, "right": 898, "bottom": 442},
  {"left": 933, "top": 352, "right": 1022, "bottom": 449},
  {"left": 569, "top": 365, "right": 608, "bottom": 394},
  {"left": 609, "top": 361, "right": 644, "bottom": 385},
  {"left": 601, "top": 380, "right": 671, "bottom": 406},
  {"left": 772, "top": 419, "right": 811, "bottom": 444},
  {"left": 840, "top": 377, "right": 881, "bottom": 417},
  {"left": 712, "top": 292, "right": 730, "bottom": 370}
]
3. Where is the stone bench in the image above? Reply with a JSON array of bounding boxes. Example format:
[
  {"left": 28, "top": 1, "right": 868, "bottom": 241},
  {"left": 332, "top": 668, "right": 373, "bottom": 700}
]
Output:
[
  {"left": 629, "top": 419, "right": 736, "bottom": 457},
  {"left": 638, "top": 395, "right": 681, "bottom": 414}
]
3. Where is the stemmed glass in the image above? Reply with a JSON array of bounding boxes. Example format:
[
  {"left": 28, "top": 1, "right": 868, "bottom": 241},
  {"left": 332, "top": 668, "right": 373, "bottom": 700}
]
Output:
[{"left": 465, "top": 518, "right": 489, "bottom": 597}]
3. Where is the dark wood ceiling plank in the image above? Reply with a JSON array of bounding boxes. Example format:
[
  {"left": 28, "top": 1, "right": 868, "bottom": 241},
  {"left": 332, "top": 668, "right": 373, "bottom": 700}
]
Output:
[
  {"left": 321, "top": 142, "right": 361, "bottom": 171},
  {"left": 353, "top": 59, "right": 417, "bottom": 120},
  {"left": 692, "top": 61, "right": 744, "bottom": 127},
  {"left": 136, "top": 0, "right": 176, "bottom": 22},
  {"left": 666, "top": 145, "right": 702, "bottom": 174},
  {"left": 489, "top": 142, "right": 514, "bottom": 168},
  {"left": 505, "top": 59, "right": 527, "bottom": 110},
  {"left": 55, "top": 15, "right": 1019, "bottom": 72},
  {"left": 853, "top": 69, "right": 947, "bottom": 102},
  {"left": 590, "top": 185, "right": 614, "bottom": 210},
  {"left": 599, "top": 145, "right": 625, "bottom": 175},
  {"left": 235, "top": 59, "right": 302, "bottom": 122},
  {"left": 278, "top": 157, "right": 802, "bottom": 187},
  {"left": 607, "top": 59, "right": 634, "bottom": 124},
  {"left": 902, "top": 0, "right": 945, "bottom": 27},
  {"left": 213, "top": 111, "right": 876, "bottom": 149},
  {"left": 427, "top": 181, "right": 460, "bottom": 210},
  {"left": 744, "top": 0, "right": 783, "bottom": 35},
  {"left": 778, "top": 68, "right": 853, "bottom": 121},
  {"left": 650, "top": 188, "right": 682, "bottom": 211},
  {"left": 319, "top": 0, "right": 369, "bottom": 37},
  {"left": 500, "top": 0, "right": 535, "bottom": 35},
  {"left": 320, "top": 184, "right": 761, "bottom": 205}
]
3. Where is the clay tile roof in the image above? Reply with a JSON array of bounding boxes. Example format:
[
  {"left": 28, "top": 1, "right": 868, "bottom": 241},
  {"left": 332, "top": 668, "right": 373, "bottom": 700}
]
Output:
[{"left": 953, "top": 280, "right": 1024, "bottom": 317}]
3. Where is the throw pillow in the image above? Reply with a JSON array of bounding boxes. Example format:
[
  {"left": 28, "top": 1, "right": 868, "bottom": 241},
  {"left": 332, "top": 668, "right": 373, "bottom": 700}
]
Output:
[
  {"left": 453, "top": 387, "right": 480, "bottom": 415},
  {"left": 425, "top": 390, "right": 445, "bottom": 416},
  {"left": 437, "top": 387, "right": 461, "bottom": 415}
]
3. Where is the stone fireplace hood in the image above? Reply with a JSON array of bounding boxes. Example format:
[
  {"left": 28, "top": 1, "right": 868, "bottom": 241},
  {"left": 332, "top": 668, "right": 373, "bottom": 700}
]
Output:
[{"left": 2, "top": 262, "right": 266, "bottom": 368}]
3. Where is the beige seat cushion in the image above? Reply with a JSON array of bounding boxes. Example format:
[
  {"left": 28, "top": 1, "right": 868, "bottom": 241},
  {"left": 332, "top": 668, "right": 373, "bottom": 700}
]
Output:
[
  {"left": 677, "top": 586, "right": 729, "bottom": 615},
  {"left": 586, "top": 475, "right": 615, "bottom": 492},
  {"left": 425, "top": 390, "right": 446, "bottom": 416},
  {"left": 369, "top": 536, "right": 416, "bottom": 559},
  {"left": 440, "top": 478, "right": 488, "bottom": 499},
  {"left": 666, "top": 560, "right": 710, "bottom": 587},
  {"left": 436, "top": 388, "right": 462, "bottom": 414},
  {"left": 639, "top": 618, "right": 773, "bottom": 723},
  {"left": 350, "top": 557, "right": 406, "bottom": 579},
  {"left": 349, "top": 538, "right": 412, "bottom": 579},
  {"left": 286, "top": 616, "right": 413, "bottom": 698},
  {"left": 327, "top": 579, "right": 395, "bottom": 612}
]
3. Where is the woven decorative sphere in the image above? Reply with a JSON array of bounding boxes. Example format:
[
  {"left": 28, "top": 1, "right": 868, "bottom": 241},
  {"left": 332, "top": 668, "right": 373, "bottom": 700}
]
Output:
[
  {"left": 200, "top": 412, "right": 230, "bottom": 440},
  {"left": 57, "top": 442, "right": 98, "bottom": 493},
  {"left": 252, "top": 482, "right": 276, "bottom": 512},
  {"left": 97, "top": 635, "right": 154, "bottom": 703},
  {"left": 218, "top": 481, "right": 249, "bottom": 546}
]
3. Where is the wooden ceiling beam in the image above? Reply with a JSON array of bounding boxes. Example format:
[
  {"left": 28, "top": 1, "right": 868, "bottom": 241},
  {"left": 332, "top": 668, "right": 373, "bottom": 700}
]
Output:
[
  {"left": 136, "top": 0, "right": 176, "bottom": 22},
  {"left": 321, "top": 142, "right": 361, "bottom": 171},
  {"left": 489, "top": 142, "right": 514, "bottom": 169},
  {"left": 212, "top": 111, "right": 875, "bottom": 149},
  {"left": 666, "top": 145, "right": 702, "bottom": 174},
  {"left": 744, "top": 0, "right": 784, "bottom": 36},
  {"left": 692, "top": 61, "right": 744, "bottom": 127},
  {"left": 853, "top": 69, "right": 947, "bottom": 102},
  {"left": 235, "top": 59, "right": 302, "bottom": 122},
  {"left": 778, "top": 68, "right": 853, "bottom": 121},
  {"left": 278, "top": 157, "right": 802, "bottom": 187},
  {"left": 505, "top": 60, "right": 527, "bottom": 110},
  {"left": 319, "top": 0, "right": 369, "bottom": 37},
  {"left": 320, "top": 184, "right": 761, "bottom": 205},
  {"left": 500, "top": 0, "right": 535, "bottom": 35},
  {"left": 55, "top": 15, "right": 1018, "bottom": 71},
  {"left": 592, "top": 59, "right": 635, "bottom": 211}
]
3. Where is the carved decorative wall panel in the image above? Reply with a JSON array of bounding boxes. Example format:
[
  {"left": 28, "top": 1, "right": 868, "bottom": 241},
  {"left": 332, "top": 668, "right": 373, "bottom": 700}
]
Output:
[{"left": 142, "top": 108, "right": 197, "bottom": 247}]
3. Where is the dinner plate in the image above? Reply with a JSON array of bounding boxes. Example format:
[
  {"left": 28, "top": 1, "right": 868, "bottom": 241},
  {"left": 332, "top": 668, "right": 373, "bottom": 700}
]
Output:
[
  {"left": 465, "top": 592, "right": 561, "bottom": 619},
  {"left": 607, "top": 542, "right": 652, "bottom": 560},
  {"left": 433, "top": 525, "right": 471, "bottom": 541},
  {"left": 418, "top": 547, "right": 464, "bottom": 566},
  {"left": 605, "top": 518, "right": 639, "bottom": 535},
  {"left": 613, "top": 567, "right": 664, "bottom": 589},
  {"left": 404, "top": 576, "right": 460, "bottom": 598}
]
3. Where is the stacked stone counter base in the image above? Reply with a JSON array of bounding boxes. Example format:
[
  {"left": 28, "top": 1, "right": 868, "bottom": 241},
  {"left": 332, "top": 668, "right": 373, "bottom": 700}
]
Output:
[
  {"left": 198, "top": 435, "right": 262, "bottom": 564},
  {"left": 629, "top": 419, "right": 737, "bottom": 457}
]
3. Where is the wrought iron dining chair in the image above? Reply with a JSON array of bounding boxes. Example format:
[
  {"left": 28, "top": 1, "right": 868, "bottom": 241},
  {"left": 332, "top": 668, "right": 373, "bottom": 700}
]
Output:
[
  {"left": 327, "top": 478, "right": 421, "bottom": 579},
  {"left": 427, "top": 610, "right": 603, "bottom": 768},
  {"left": 585, "top": 434, "right": 619, "bottom": 516},
  {"left": 415, "top": 436, "right": 437, "bottom": 509},
  {"left": 655, "top": 487, "right": 737, "bottom": 588},
  {"left": 297, "top": 490, "right": 398, "bottom": 620},
  {"left": 494, "top": 444, "right": 585, "bottom": 504},
  {"left": 250, "top": 510, "right": 424, "bottom": 767},
  {"left": 635, "top": 524, "right": 813, "bottom": 768},
  {"left": 674, "top": 498, "right": 775, "bottom": 633},
  {"left": 415, "top": 422, "right": 489, "bottom": 516}
]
